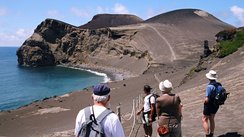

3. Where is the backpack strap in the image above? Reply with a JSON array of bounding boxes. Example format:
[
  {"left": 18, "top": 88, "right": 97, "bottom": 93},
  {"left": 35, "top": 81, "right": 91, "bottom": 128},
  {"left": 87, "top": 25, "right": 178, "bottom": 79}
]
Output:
[
  {"left": 85, "top": 106, "right": 112, "bottom": 123},
  {"left": 77, "top": 106, "right": 94, "bottom": 137},
  {"left": 148, "top": 94, "right": 156, "bottom": 106},
  {"left": 209, "top": 82, "right": 222, "bottom": 100},
  {"left": 77, "top": 107, "right": 112, "bottom": 137},
  {"left": 148, "top": 94, "right": 152, "bottom": 106},
  {"left": 84, "top": 106, "right": 92, "bottom": 120},
  {"left": 96, "top": 108, "right": 113, "bottom": 122}
]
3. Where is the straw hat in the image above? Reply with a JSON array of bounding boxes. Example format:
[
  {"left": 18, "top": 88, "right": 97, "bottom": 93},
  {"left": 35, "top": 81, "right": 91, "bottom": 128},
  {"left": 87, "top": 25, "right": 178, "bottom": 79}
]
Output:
[{"left": 159, "top": 80, "right": 173, "bottom": 91}]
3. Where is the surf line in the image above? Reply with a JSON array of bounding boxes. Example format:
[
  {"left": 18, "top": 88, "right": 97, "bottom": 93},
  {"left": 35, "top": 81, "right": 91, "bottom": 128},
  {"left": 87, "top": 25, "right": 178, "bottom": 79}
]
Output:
[{"left": 58, "top": 65, "right": 110, "bottom": 83}]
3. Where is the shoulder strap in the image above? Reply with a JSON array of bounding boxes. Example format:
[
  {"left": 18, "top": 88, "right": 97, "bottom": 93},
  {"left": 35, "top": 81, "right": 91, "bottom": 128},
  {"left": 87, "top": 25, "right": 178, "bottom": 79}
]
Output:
[
  {"left": 148, "top": 94, "right": 152, "bottom": 105},
  {"left": 96, "top": 109, "right": 113, "bottom": 122},
  {"left": 208, "top": 83, "right": 218, "bottom": 96},
  {"left": 77, "top": 106, "right": 93, "bottom": 137},
  {"left": 148, "top": 94, "right": 156, "bottom": 105},
  {"left": 84, "top": 106, "right": 92, "bottom": 121},
  {"left": 209, "top": 82, "right": 222, "bottom": 89}
]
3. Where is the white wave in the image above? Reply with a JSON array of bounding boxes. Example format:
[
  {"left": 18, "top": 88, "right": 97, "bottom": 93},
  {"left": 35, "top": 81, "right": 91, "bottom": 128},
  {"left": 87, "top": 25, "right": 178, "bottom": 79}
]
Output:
[
  {"left": 58, "top": 65, "right": 111, "bottom": 83},
  {"left": 83, "top": 69, "right": 111, "bottom": 83}
]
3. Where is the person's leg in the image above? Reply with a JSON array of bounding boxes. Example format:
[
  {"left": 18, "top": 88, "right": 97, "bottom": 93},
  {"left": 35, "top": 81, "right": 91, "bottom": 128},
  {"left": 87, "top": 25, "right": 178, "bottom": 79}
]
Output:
[
  {"left": 202, "top": 114, "right": 210, "bottom": 135},
  {"left": 143, "top": 113, "right": 151, "bottom": 136},
  {"left": 175, "top": 123, "right": 182, "bottom": 137},
  {"left": 168, "top": 123, "right": 182, "bottom": 137},
  {"left": 143, "top": 124, "right": 149, "bottom": 136},
  {"left": 143, "top": 125, "right": 152, "bottom": 137},
  {"left": 147, "top": 125, "right": 152, "bottom": 136},
  {"left": 142, "top": 112, "right": 148, "bottom": 136},
  {"left": 209, "top": 114, "right": 215, "bottom": 136}
]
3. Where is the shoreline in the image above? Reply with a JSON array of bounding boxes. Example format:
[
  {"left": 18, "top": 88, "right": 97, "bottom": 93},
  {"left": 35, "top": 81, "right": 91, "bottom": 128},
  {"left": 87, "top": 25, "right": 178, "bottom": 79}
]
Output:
[
  {"left": 60, "top": 63, "right": 137, "bottom": 81},
  {"left": 0, "top": 63, "right": 136, "bottom": 112}
]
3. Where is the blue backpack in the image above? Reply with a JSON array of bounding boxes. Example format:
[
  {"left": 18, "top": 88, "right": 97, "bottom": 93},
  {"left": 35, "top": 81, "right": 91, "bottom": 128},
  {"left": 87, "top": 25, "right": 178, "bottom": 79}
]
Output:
[{"left": 77, "top": 106, "right": 113, "bottom": 137}]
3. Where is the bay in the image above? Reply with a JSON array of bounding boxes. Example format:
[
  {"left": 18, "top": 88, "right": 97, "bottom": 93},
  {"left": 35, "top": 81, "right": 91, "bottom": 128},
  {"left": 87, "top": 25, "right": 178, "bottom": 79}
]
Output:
[{"left": 0, "top": 47, "right": 106, "bottom": 111}]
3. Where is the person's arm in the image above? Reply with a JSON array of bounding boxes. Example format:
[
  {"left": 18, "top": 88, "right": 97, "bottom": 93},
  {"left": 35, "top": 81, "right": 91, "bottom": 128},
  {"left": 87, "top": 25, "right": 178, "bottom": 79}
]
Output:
[
  {"left": 176, "top": 95, "right": 183, "bottom": 120},
  {"left": 149, "top": 96, "right": 156, "bottom": 122},
  {"left": 204, "top": 96, "right": 209, "bottom": 104},
  {"left": 74, "top": 110, "right": 84, "bottom": 137},
  {"left": 150, "top": 103, "right": 155, "bottom": 122},
  {"left": 137, "top": 107, "right": 144, "bottom": 115},
  {"left": 204, "top": 86, "right": 212, "bottom": 104},
  {"left": 111, "top": 116, "right": 126, "bottom": 137},
  {"left": 156, "top": 98, "right": 160, "bottom": 117}
]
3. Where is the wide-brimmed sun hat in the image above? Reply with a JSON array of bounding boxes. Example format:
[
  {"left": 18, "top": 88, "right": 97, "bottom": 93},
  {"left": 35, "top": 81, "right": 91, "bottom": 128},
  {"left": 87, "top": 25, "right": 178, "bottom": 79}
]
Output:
[
  {"left": 206, "top": 70, "right": 217, "bottom": 80},
  {"left": 159, "top": 80, "right": 173, "bottom": 91}
]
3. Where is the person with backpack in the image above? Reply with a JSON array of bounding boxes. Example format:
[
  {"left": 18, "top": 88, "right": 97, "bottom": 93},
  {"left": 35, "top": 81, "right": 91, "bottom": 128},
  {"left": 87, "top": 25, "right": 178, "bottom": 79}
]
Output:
[
  {"left": 137, "top": 85, "right": 156, "bottom": 137},
  {"left": 202, "top": 70, "right": 226, "bottom": 137},
  {"left": 74, "top": 83, "right": 125, "bottom": 137},
  {"left": 156, "top": 80, "right": 182, "bottom": 137}
]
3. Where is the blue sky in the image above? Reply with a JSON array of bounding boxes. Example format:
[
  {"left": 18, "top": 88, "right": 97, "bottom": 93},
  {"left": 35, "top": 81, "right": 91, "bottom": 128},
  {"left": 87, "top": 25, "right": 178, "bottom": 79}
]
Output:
[{"left": 0, "top": 0, "right": 244, "bottom": 47}]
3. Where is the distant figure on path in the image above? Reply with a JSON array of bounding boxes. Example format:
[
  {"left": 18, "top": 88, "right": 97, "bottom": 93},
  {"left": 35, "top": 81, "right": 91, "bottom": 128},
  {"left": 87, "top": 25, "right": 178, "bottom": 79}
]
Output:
[
  {"left": 203, "top": 40, "right": 211, "bottom": 58},
  {"left": 156, "top": 80, "right": 182, "bottom": 137},
  {"left": 202, "top": 70, "right": 221, "bottom": 137},
  {"left": 137, "top": 85, "right": 156, "bottom": 137},
  {"left": 74, "top": 83, "right": 125, "bottom": 137}
]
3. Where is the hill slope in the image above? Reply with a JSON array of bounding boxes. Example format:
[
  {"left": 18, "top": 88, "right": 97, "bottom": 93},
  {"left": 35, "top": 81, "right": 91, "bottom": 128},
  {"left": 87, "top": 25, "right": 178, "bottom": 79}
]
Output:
[
  {"left": 1, "top": 16, "right": 243, "bottom": 136},
  {"left": 17, "top": 9, "right": 234, "bottom": 76}
]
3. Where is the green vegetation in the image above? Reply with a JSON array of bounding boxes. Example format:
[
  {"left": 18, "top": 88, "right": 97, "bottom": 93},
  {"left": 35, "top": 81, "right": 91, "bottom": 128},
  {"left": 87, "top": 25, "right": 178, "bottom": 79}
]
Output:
[{"left": 218, "top": 29, "right": 244, "bottom": 58}]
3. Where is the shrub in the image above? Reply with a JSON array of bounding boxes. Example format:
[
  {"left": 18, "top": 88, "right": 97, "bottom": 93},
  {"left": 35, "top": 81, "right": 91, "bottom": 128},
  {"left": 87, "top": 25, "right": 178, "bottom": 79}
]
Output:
[{"left": 217, "top": 29, "right": 244, "bottom": 58}]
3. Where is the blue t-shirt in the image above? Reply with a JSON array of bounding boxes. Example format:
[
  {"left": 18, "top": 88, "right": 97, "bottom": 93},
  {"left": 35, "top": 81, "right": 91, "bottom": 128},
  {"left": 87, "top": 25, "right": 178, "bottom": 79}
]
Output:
[{"left": 206, "top": 81, "right": 217, "bottom": 98}]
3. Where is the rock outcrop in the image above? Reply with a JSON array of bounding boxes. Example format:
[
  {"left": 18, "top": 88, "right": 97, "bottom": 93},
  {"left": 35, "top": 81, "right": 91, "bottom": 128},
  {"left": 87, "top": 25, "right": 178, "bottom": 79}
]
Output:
[
  {"left": 17, "top": 9, "right": 235, "bottom": 75},
  {"left": 80, "top": 14, "right": 143, "bottom": 29}
]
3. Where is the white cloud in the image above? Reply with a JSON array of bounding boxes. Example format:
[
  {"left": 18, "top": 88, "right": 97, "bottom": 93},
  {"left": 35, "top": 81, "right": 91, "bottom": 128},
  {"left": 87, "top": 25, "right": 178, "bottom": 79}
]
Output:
[
  {"left": 0, "top": 8, "right": 7, "bottom": 16},
  {"left": 70, "top": 7, "right": 90, "bottom": 18},
  {"left": 0, "top": 29, "right": 33, "bottom": 46},
  {"left": 230, "top": 6, "right": 244, "bottom": 26},
  {"left": 96, "top": 6, "right": 109, "bottom": 14},
  {"left": 47, "top": 10, "right": 63, "bottom": 19},
  {"left": 113, "top": 3, "right": 129, "bottom": 14}
]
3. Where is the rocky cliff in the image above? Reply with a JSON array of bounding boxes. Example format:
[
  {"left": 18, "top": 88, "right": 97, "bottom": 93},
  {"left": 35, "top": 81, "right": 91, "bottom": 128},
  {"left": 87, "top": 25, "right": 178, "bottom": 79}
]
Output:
[{"left": 17, "top": 9, "right": 234, "bottom": 75}]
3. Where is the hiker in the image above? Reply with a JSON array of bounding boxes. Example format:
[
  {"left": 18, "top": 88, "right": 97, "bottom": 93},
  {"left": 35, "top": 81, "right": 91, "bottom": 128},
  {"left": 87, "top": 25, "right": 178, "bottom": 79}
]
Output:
[
  {"left": 137, "top": 85, "right": 156, "bottom": 137},
  {"left": 156, "top": 80, "right": 182, "bottom": 137},
  {"left": 74, "top": 83, "right": 125, "bottom": 137},
  {"left": 202, "top": 70, "right": 220, "bottom": 137},
  {"left": 203, "top": 40, "right": 211, "bottom": 57}
]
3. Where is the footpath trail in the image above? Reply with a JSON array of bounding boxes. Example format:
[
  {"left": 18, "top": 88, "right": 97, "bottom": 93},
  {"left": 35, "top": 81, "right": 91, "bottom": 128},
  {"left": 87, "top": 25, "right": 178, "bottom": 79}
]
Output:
[
  {"left": 132, "top": 48, "right": 244, "bottom": 136},
  {"left": 147, "top": 24, "right": 177, "bottom": 61}
]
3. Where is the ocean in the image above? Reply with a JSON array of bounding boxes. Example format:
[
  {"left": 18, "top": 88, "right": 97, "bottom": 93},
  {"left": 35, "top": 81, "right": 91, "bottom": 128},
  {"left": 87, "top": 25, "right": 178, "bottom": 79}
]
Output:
[{"left": 0, "top": 47, "right": 107, "bottom": 111}]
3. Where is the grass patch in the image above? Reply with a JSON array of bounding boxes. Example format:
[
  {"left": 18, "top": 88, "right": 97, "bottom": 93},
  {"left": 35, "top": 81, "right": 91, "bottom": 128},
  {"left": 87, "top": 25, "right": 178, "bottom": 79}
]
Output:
[{"left": 218, "top": 30, "right": 244, "bottom": 58}]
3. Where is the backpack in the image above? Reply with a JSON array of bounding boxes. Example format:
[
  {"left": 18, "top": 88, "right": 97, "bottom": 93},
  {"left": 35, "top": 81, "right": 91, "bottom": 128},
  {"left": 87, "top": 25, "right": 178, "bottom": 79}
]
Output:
[
  {"left": 148, "top": 93, "right": 159, "bottom": 122},
  {"left": 77, "top": 106, "right": 113, "bottom": 137},
  {"left": 210, "top": 83, "right": 229, "bottom": 106}
]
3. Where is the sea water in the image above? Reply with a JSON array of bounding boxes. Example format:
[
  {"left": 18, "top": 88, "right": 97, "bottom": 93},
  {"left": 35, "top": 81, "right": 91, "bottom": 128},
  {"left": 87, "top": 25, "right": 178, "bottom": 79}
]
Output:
[{"left": 0, "top": 47, "right": 107, "bottom": 111}]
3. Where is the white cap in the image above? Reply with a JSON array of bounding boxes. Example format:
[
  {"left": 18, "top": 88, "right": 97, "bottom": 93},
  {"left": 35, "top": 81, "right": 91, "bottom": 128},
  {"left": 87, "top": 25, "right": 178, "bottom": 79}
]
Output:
[{"left": 159, "top": 80, "right": 173, "bottom": 91}]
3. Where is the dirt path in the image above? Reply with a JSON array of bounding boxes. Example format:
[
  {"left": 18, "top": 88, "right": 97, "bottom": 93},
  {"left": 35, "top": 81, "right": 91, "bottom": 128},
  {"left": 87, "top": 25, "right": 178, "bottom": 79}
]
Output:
[{"left": 147, "top": 25, "right": 177, "bottom": 61}]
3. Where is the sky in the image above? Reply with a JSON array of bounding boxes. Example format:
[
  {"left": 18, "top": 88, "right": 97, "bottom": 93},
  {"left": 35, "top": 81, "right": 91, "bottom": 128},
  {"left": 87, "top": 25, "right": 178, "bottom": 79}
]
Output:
[{"left": 0, "top": 0, "right": 244, "bottom": 47}]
